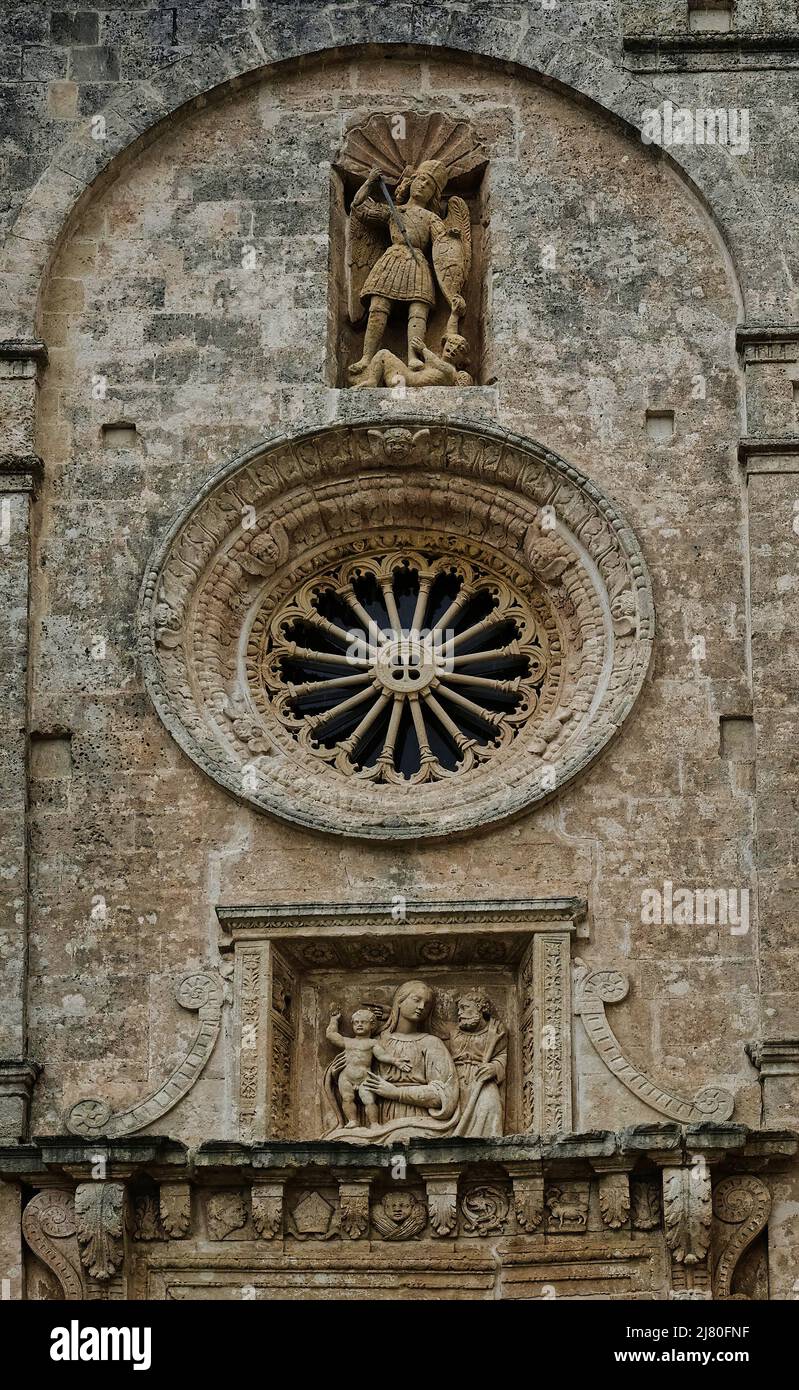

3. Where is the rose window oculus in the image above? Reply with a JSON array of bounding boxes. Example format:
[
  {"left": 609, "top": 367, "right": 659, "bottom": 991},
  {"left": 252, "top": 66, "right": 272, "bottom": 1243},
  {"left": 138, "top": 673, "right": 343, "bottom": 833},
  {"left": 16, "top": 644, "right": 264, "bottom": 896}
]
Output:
[{"left": 253, "top": 551, "right": 550, "bottom": 783}]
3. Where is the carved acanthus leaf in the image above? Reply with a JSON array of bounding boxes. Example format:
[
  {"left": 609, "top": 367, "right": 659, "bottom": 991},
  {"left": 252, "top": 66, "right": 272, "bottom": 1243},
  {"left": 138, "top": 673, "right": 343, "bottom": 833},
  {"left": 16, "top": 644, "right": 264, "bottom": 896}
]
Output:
[
  {"left": 74, "top": 1182, "right": 125, "bottom": 1280},
  {"left": 598, "top": 1173, "right": 630, "bottom": 1230},
  {"left": 663, "top": 1165, "right": 712, "bottom": 1266}
]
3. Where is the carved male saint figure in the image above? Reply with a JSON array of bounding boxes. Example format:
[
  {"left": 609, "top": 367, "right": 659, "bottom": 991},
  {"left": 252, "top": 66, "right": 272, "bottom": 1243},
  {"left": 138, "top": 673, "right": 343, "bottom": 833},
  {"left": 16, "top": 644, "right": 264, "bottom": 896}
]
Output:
[
  {"left": 347, "top": 160, "right": 471, "bottom": 381},
  {"left": 447, "top": 989, "right": 507, "bottom": 1137}
]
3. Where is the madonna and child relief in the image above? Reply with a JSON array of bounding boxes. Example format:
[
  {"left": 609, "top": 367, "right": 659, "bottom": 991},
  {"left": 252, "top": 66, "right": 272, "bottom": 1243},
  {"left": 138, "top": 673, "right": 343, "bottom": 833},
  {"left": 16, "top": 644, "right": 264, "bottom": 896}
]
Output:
[{"left": 323, "top": 981, "right": 507, "bottom": 1143}]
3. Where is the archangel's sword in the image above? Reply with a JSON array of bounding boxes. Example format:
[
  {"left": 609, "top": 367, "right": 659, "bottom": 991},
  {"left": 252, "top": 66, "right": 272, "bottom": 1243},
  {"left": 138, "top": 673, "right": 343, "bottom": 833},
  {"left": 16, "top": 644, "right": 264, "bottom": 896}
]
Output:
[{"left": 377, "top": 174, "right": 423, "bottom": 263}]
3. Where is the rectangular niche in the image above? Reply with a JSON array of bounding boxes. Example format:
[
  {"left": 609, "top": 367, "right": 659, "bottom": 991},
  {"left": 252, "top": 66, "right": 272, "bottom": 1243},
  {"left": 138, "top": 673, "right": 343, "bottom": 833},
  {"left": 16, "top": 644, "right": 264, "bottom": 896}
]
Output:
[
  {"left": 327, "top": 111, "right": 491, "bottom": 388},
  {"left": 218, "top": 898, "right": 586, "bottom": 1144}
]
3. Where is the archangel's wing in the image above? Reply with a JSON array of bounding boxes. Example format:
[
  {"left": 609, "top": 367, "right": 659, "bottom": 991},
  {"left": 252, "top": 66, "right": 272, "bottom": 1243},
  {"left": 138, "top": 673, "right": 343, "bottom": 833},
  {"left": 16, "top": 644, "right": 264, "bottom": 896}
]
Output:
[
  {"left": 432, "top": 195, "right": 472, "bottom": 307},
  {"left": 346, "top": 203, "right": 386, "bottom": 323}
]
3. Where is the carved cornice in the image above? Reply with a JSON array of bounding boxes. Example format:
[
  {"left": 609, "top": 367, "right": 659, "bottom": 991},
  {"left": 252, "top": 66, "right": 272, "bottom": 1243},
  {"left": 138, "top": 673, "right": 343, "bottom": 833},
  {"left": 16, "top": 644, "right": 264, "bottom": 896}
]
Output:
[
  {"left": 0, "top": 339, "right": 48, "bottom": 364},
  {"left": 736, "top": 324, "right": 799, "bottom": 358},
  {"left": 738, "top": 439, "right": 799, "bottom": 472},
  {"left": 3, "top": 1125, "right": 796, "bottom": 1185},
  {"left": 219, "top": 896, "right": 586, "bottom": 939},
  {"left": 0, "top": 453, "right": 44, "bottom": 496},
  {"left": 747, "top": 1039, "right": 799, "bottom": 1076}
]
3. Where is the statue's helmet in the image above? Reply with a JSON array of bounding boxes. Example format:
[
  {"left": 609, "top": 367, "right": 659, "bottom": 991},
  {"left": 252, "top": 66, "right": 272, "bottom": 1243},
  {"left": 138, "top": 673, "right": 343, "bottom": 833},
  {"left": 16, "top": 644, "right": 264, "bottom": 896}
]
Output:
[{"left": 414, "top": 159, "right": 448, "bottom": 195}]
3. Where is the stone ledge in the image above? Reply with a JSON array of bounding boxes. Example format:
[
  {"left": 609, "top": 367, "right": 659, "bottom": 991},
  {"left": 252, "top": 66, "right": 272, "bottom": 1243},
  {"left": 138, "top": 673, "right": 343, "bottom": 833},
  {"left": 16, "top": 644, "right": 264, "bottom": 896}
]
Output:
[
  {"left": 0, "top": 453, "right": 44, "bottom": 495},
  {"left": 0, "top": 339, "right": 48, "bottom": 364},
  {"left": 332, "top": 385, "right": 500, "bottom": 424},
  {"left": 3, "top": 1124, "right": 794, "bottom": 1182},
  {"left": 747, "top": 1040, "right": 799, "bottom": 1076},
  {"left": 218, "top": 896, "right": 588, "bottom": 940}
]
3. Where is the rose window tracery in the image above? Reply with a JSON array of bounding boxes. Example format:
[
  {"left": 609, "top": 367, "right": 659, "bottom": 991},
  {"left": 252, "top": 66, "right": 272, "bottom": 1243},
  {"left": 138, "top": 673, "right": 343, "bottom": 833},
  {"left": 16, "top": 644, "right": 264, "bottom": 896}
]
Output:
[
  {"left": 140, "top": 419, "right": 653, "bottom": 838},
  {"left": 257, "top": 551, "right": 548, "bottom": 782}
]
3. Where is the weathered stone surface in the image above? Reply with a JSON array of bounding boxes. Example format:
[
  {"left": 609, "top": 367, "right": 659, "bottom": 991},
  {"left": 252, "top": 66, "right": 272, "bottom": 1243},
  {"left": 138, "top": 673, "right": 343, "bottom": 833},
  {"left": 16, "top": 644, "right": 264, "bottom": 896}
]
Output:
[{"left": 0, "top": 0, "right": 796, "bottom": 1303}]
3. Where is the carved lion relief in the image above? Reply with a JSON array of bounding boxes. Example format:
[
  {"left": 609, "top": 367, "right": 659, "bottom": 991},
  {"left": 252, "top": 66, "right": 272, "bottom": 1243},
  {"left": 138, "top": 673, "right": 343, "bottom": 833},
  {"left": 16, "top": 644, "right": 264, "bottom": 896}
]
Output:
[{"left": 139, "top": 420, "right": 653, "bottom": 839}]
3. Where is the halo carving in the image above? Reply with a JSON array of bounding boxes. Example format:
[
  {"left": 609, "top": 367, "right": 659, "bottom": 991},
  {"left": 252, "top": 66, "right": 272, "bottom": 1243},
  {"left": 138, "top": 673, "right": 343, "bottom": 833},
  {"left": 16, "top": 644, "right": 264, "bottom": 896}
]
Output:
[{"left": 138, "top": 418, "right": 653, "bottom": 839}]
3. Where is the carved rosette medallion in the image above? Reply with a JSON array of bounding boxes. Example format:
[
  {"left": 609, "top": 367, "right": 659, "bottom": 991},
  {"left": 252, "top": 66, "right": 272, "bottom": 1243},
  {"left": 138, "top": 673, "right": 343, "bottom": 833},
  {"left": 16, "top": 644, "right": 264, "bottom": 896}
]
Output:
[{"left": 139, "top": 420, "right": 653, "bottom": 838}]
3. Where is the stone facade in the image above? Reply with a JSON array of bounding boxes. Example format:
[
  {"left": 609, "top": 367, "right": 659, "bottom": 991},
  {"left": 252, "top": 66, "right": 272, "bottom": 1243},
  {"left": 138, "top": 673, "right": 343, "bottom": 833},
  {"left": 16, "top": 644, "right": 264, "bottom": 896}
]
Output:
[{"left": 0, "top": 0, "right": 797, "bottom": 1301}]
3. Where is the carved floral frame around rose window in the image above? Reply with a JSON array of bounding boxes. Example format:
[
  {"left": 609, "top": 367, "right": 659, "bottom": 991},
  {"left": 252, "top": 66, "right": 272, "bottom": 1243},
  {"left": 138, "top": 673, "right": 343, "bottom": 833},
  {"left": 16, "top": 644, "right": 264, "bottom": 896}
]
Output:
[{"left": 138, "top": 418, "right": 654, "bottom": 839}]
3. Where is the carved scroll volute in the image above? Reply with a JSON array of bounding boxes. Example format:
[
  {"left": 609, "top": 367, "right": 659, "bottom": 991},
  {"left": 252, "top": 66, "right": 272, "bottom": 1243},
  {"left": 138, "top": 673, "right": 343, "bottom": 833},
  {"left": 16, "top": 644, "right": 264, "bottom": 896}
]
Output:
[
  {"left": 712, "top": 1175, "right": 771, "bottom": 1300},
  {"left": 65, "top": 970, "right": 225, "bottom": 1139},
  {"left": 74, "top": 1182, "right": 127, "bottom": 1282},
  {"left": 663, "top": 1163, "right": 712, "bottom": 1267},
  {"left": 22, "top": 1188, "right": 83, "bottom": 1299}
]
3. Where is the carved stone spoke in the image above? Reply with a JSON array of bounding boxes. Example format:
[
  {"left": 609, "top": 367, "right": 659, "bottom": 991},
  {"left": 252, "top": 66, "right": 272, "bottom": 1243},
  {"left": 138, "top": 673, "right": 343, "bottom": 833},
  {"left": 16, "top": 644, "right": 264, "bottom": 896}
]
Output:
[{"left": 264, "top": 549, "right": 546, "bottom": 783}]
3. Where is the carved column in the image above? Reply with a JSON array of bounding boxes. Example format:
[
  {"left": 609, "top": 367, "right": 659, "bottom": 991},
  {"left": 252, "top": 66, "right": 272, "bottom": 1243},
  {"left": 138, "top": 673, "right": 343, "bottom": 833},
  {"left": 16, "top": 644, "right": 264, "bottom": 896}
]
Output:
[
  {"left": 233, "top": 940, "right": 295, "bottom": 1140},
  {"left": 0, "top": 341, "right": 46, "bottom": 1118},
  {"left": 520, "top": 931, "right": 572, "bottom": 1134},
  {"left": 738, "top": 325, "right": 799, "bottom": 1298},
  {"left": 738, "top": 327, "right": 799, "bottom": 1119},
  {"left": 0, "top": 1060, "right": 41, "bottom": 1144}
]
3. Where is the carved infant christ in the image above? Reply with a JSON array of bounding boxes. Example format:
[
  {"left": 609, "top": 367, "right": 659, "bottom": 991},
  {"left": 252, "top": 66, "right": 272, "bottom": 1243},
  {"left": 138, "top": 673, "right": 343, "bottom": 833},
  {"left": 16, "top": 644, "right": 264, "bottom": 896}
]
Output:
[{"left": 323, "top": 980, "right": 507, "bottom": 1144}]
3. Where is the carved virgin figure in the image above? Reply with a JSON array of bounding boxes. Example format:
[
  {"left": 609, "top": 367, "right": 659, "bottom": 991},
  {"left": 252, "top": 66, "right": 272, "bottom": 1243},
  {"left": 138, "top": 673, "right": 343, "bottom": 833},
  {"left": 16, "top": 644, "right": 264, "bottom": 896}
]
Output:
[
  {"left": 324, "top": 981, "right": 459, "bottom": 1142},
  {"left": 346, "top": 160, "right": 472, "bottom": 383},
  {"left": 322, "top": 980, "right": 506, "bottom": 1144}
]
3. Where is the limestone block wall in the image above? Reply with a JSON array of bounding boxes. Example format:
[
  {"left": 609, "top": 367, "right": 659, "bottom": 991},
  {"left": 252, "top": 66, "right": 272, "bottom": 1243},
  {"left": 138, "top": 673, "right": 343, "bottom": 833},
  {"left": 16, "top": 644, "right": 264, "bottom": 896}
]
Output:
[
  {"left": 24, "top": 47, "right": 753, "bottom": 1140},
  {"left": 0, "top": 0, "right": 797, "bottom": 1299}
]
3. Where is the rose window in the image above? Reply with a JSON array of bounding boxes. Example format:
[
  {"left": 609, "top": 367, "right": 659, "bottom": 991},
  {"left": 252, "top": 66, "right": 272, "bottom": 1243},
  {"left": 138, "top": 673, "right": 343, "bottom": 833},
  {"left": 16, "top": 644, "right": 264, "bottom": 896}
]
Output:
[{"left": 255, "top": 551, "right": 549, "bottom": 783}]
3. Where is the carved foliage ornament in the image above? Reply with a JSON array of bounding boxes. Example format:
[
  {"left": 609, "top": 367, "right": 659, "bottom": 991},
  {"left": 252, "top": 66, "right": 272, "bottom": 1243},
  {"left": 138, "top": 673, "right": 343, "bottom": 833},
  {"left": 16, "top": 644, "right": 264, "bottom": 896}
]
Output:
[
  {"left": 139, "top": 421, "right": 653, "bottom": 839},
  {"left": 74, "top": 1182, "right": 126, "bottom": 1280}
]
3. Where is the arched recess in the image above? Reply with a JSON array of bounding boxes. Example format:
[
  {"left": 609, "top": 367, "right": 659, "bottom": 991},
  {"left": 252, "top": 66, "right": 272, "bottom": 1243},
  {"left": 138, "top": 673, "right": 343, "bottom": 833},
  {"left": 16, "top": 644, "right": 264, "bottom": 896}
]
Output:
[{"left": 0, "top": 27, "right": 787, "bottom": 340}]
